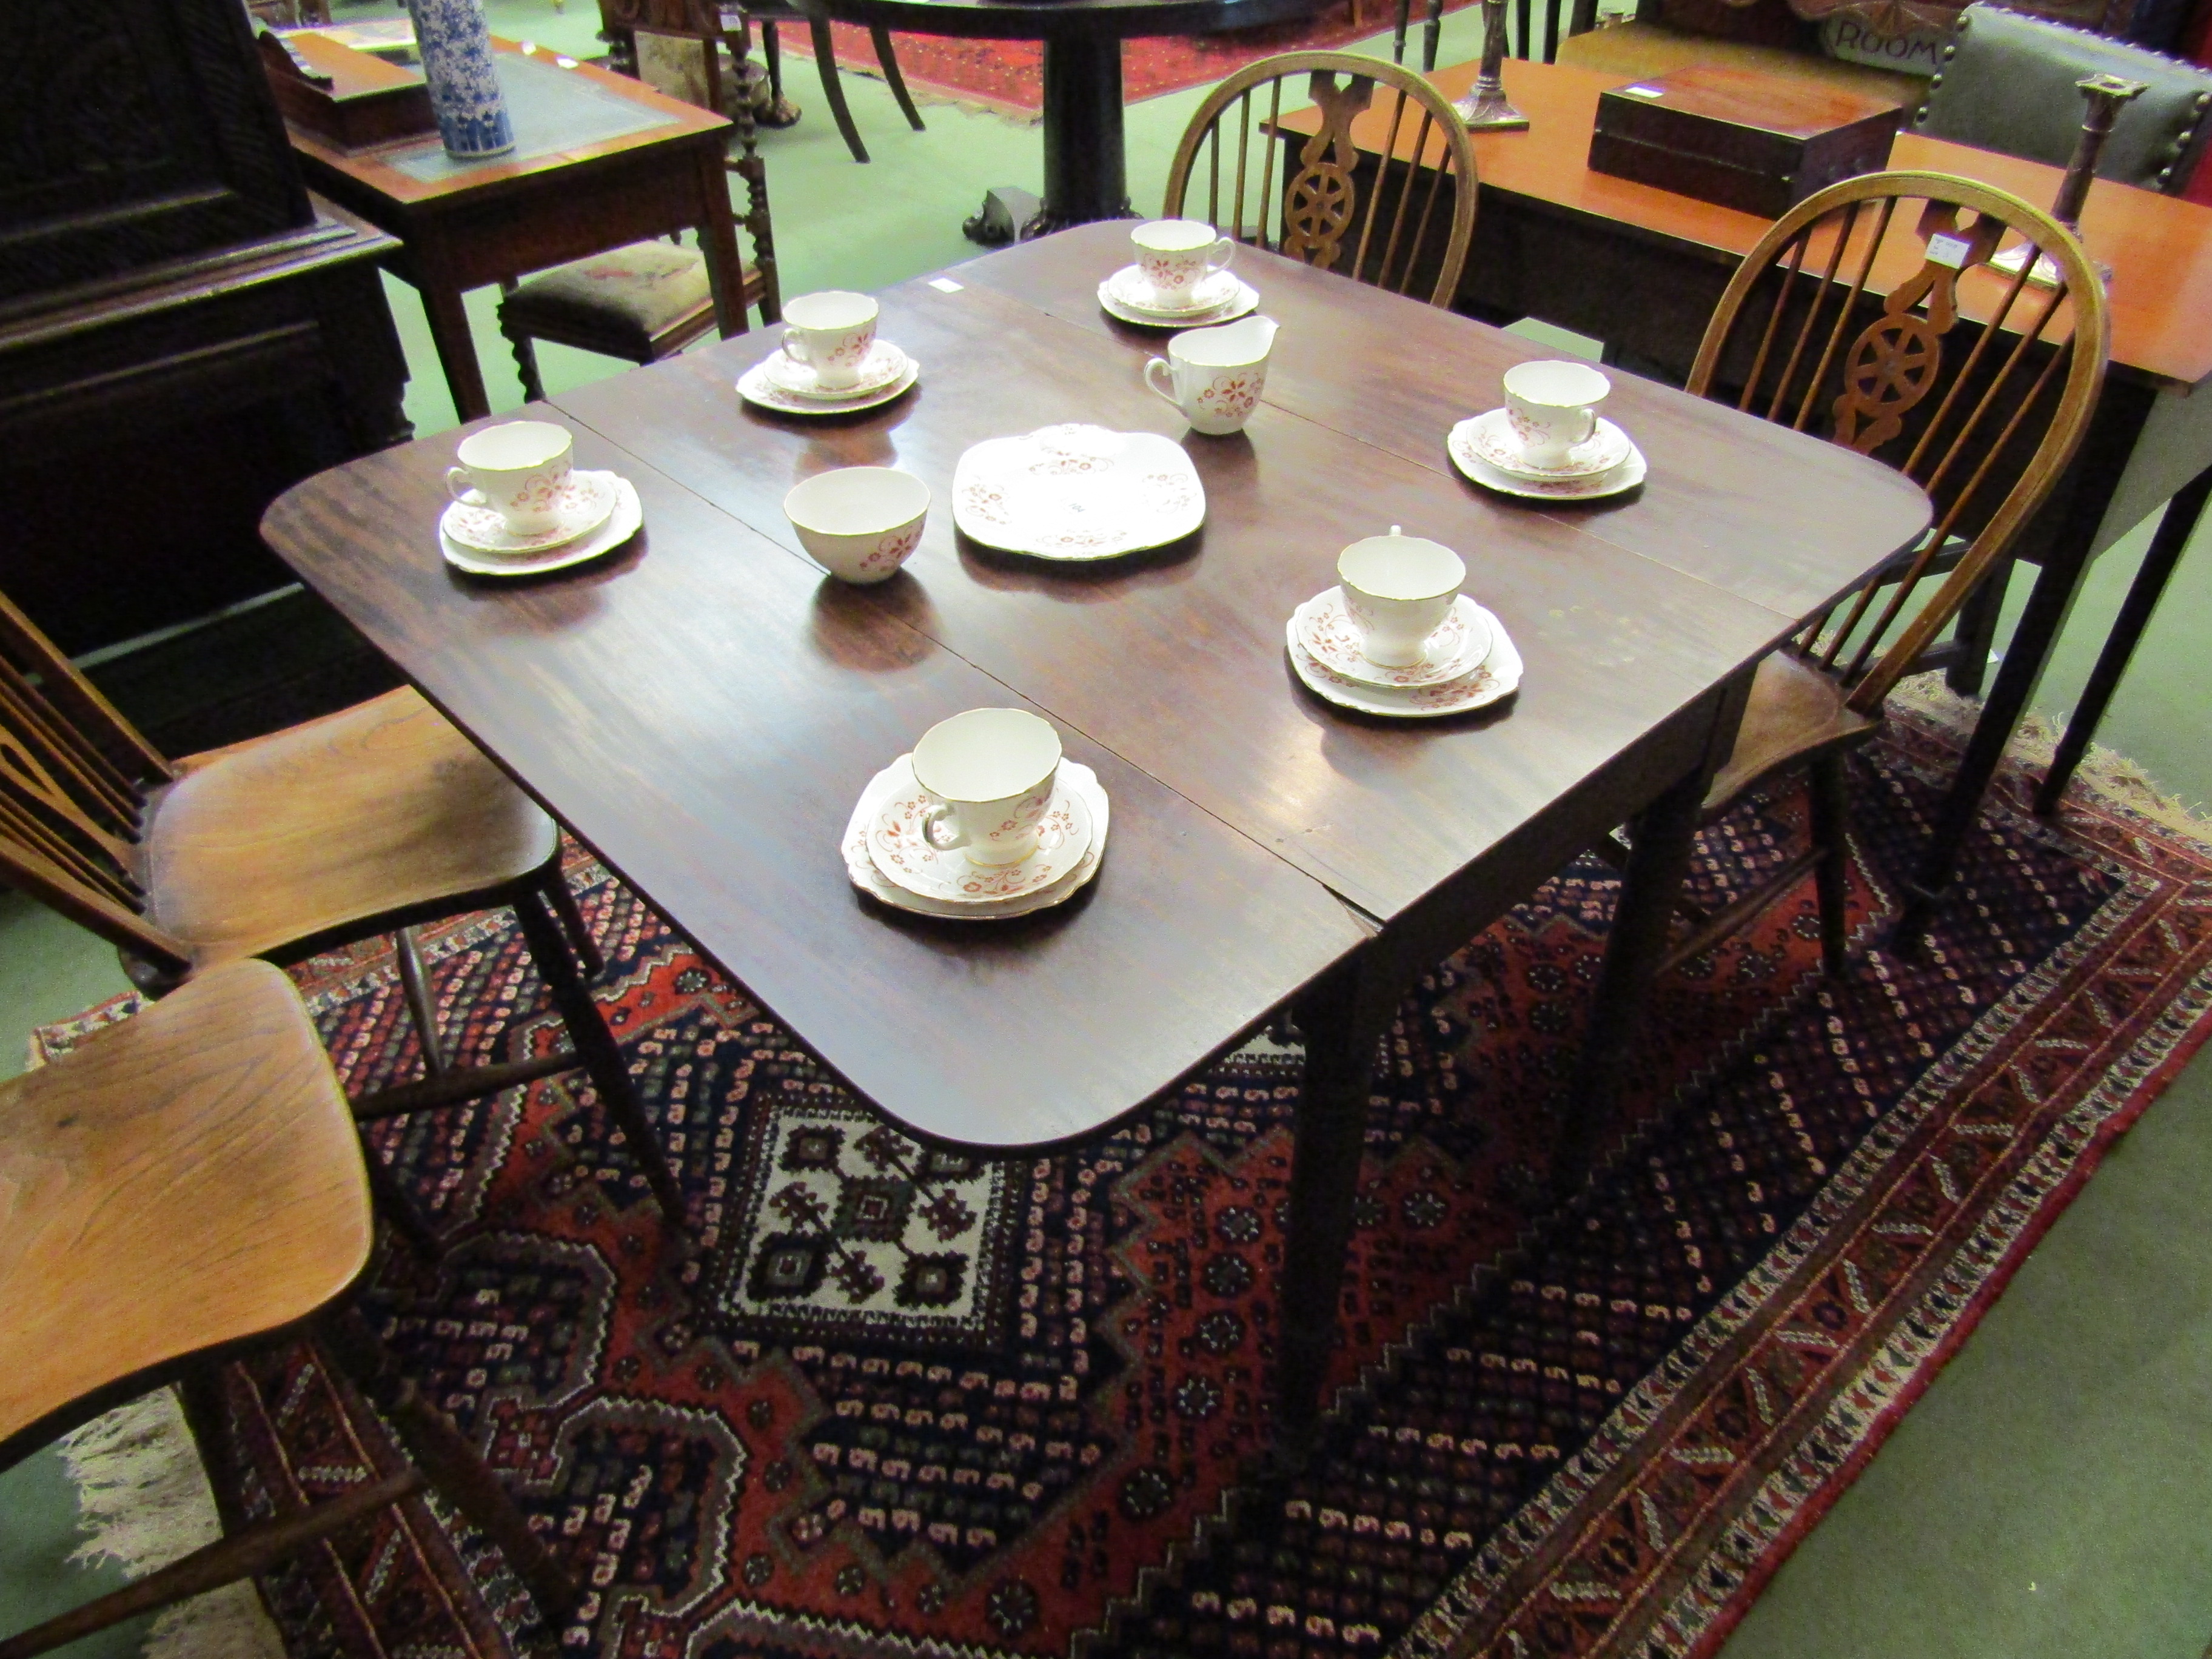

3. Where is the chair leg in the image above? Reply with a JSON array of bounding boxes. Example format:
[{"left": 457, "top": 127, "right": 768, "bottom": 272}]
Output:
[
  {"left": 1808, "top": 755, "right": 1852, "bottom": 979},
  {"left": 394, "top": 927, "right": 447, "bottom": 1077},
  {"left": 176, "top": 1360, "right": 246, "bottom": 1538},
  {"left": 512, "top": 888, "right": 688, "bottom": 1232},
  {"left": 1392, "top": 0, "right": 1410, "bottom": 62},
  {"left": 870, "top": 24, "right": 925, "bottom": 130},
  {"left": 497, "top": 280, "right": 548, "bottom": 403},
  {"left": 761, "top": 18, "right": 784, "bottom": 101},
  {"left": 1945, "top": 551, "right": 2010, "bottom": 698},
  {"left": 541, "top": 870, "right": 605, "bottom": 979},
  {"left": 315, "top": 1310, "right": 579, "bottom": 1624},
  {"left": 361, "top": 1138, "right": 445, "bottom": 1259},
  {"left": 1421, "top": 0, "right": 1443, "bottom": 70},
  {"left": 808, "top": 16, "right": 870, "bottom": 162}
]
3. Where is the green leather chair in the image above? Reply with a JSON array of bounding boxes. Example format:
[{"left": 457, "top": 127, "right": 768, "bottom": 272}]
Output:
[{"left": 1915, "top": 2, "right": 2212, "bottom": 195}]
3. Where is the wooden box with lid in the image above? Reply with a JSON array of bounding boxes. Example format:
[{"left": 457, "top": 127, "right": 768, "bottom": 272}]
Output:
[{"left": 1588, "top": 65, "right": 1904, "bottom": 217}]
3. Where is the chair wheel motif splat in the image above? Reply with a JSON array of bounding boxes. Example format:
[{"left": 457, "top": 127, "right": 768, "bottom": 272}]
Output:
[
  {"left": 1163, "top": 52, "right": 1479, "bottom": 309},
  {"left": 1641, "top": 170, "right": 2110, "bottom": 978},
  {"left": 0, "top": 588, "right": 692, "bottom": 1255}
]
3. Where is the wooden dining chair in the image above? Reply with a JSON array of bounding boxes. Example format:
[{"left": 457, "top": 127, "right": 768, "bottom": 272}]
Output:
[
  {"left": 0, "top": 589, "right": 689, "bottom": 1253},
  {"left": 1641, "top": 170, "right": 2108, "bottom": 977},
  {"left": 1162, "top": 52, "right": 1478, "bottom": 309},
  {"left": 1392, "top": 0, "right": 1597, "bottom": 73},
  {"left": 0, "top": 958, "right": 575, "bottom": 1659}
]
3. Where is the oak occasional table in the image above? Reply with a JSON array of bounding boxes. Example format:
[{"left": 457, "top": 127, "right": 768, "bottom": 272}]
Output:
[
  {"left": 263, "top": 221, "right": 1927, "bottom": 1453},
  {"left": 1282, "top": 55, "right": 2212, "bottom": 947},
  {"left": 285, "top": 38, "right": 751, "bottom": 421},
  {"left": 783, "top": 0, "right": 1326, "bottom": 227}
]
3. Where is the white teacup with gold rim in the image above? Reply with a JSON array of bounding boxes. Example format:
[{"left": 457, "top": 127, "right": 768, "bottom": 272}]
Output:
[
  {"left": 911, "top": 708, "right": 1063, "bottom": 866},
  {"left": 1503, "top": 359, "right": 1610, "bottom": 470},
  {"left": 446, "top": 420, "right": 574, "bottom": 534},
  {"left": 781, "top": 290, "right": 880, "bottom": 390},
  {"left": 1336, "top": 526, "right": 1466, "bottom": 668},
  {"left": 1130, "top": 219, "right": 1236, "bottom": 308}
]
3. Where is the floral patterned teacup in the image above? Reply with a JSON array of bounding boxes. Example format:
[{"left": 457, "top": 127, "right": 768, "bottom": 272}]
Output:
[
  {"left": 780, "top": 290, "right": 879, "bottom": 390},
  {"left": 446, "top": 420, "right": 574, "bottom": 534},
  {"left": 911, "top": 708, "right": 1064, "bottom": 867},
  {"left": 1337, "top": 527, "right": 1466, "bottom": 668},
  {"left": 1144, "top": 314, "right": 1277, "bottom": 436},
  {"left": 783, "top": 466, "right": 930, "bottom": 585},
  {"left": 1130, "top": 220, "right": 1236, "bottom": 309},
  {"left": 1503, "top": 359, "right": 1610, "bottom": 470}
]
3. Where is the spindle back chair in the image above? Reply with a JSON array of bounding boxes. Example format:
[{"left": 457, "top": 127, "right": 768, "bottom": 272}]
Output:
[
  {"left": 0, "top": 959, "right": 576, "bottom": 1659},
  {"left": 0, "top": 588, "right": 690, "bottom": 1250},
  {"left": 1162, "top": 53, "right": 1478, "bottom": 309},
  {"left": 1645, "top": 171, "right": 2107, "bottom": 977}
]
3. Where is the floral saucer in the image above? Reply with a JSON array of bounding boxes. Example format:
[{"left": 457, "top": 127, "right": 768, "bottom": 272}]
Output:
[
  {"left": 869, "top": 770, "right": 1094, "bottom": 904},
  {"left": 1292, "top": 588, "right": 1493, "bottom": 689},
  {"left": 738, "top": 353, "right": 919, "bottom": 417},
  {"left": 1286, "top": 602, "right": 1523, "bottom": 718},
  {"left": 953, "top": 424, "right": 1205, "bottom": 560},
  {"left": 1449, "top": 420, "right": 1648, "bottom": 502},
  {"left": 1458, "top": 409, "right": 1634, "bottom": 480},
  {"left": 1102, "top": 264, "right": 1242, "bottom": 318},
  {"left": 440, "top": 469, "right": 620, "bottom": 554},
  {"left": 1098, "top": 270, "right": 1261, "bottom": 329},
  {"left": 843, "top": 756, "right": 1110, "bottom": 920},
  {"left": 760, "top": 338, "right": 912, "bottom": 400},
  {"left": 440, "top": 477, "right": 643, "bottom": 577}
]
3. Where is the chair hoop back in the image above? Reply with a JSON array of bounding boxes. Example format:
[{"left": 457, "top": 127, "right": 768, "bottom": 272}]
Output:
[
  {"left": 1162, "top": 52, "right": 1478, "bottom": 308},
  {"left": 0, "top": 590, "right": 189, "bottom": 970},
  {"left": 1687, "top": 169, "right": 2109, "bottom": 715}
]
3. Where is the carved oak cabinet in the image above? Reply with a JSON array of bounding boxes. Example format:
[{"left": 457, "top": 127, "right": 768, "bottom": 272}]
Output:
[{"left": 0, "top": 0, "right": 410, "bottom": 652}]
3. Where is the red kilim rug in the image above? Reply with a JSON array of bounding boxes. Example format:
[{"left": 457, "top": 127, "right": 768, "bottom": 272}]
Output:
[
  {"left": 779, "top": 3, "right": 1481, "bottom": 115},
  {"left": 37, "top": 686, "right": 2212, "bottom": 1659}
]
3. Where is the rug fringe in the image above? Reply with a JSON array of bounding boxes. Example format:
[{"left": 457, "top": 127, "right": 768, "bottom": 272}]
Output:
[
  {"left": 1886, "top": 674, "right": 2212, "bottom": 841},
  {"left": 56, "top": 1389, "right": 289, "bottom": 1659}
]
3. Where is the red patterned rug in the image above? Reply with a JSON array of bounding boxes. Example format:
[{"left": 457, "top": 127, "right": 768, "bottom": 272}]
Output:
[
  {"left": 38, "top": 685, "right": 2212, "bottom": 1659},
  {"left": 779, "top": 4, "right": 1480, "bottom": 115}
]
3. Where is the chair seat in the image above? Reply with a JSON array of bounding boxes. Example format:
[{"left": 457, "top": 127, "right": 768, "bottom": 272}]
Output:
[
  {"left": 1702, "top": 650, "right": 1881, "bottom": 816},
  {"left": 0, "top": 959, "right": 370, "bottom": 1451},
  {"left": 501, "top": 243, "right": 719, "bottom": 354},
  {"left": 1557, "top": 22, "right": 1926, "bottom": 110},
  {"left": 142, "top": 688, "right": 558, "bottom": 964}
]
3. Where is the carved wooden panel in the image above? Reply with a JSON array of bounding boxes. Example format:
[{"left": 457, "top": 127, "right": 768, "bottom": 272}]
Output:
[{"left": 0, "top": 0, "right": 310, "bottom": 303}]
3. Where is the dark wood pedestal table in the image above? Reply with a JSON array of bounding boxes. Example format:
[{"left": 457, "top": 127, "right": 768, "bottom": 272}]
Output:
[
  {"left": 782, "top": 0, "right": 1325, "bottom": 227},
  {"left": 262, "top": 223, "right": 1928, "bottom": 1458}
]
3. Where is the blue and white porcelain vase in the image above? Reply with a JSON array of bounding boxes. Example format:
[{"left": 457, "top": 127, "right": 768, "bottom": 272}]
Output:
[{"left": 406, "top": 0, "right": 515, "bottom": 160}]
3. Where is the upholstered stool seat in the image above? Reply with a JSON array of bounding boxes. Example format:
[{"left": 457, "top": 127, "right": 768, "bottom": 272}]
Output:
[{"left": 498, "top": 241, "right": 764, "bottom": 400}]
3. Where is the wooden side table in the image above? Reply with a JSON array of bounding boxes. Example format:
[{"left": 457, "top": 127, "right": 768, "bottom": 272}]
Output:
[{"left": 286, "top": 40, "right": 754, "bottom": 420}]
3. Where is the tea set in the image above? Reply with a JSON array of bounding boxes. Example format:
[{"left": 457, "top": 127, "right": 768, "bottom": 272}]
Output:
[
  {"left": 431, "top": 220, "right": 1657, "bottom": 918},
  {"left": 736, "top": 290, "right": 920, "bottom": 415},
  {"left": 438, "top": 419, "right": 643, "bottom": 576}
]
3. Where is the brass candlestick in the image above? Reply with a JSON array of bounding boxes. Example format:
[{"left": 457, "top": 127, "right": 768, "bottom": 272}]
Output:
[
  {"left": 2052, "top": 71, "right": 2145, "bottom": 235},
  {"left": 1991, "top": 72, "right": 2143, "bottom": 288},
  {"left": 1453, "top": 0, "right": 1527, "bottom": 132}
]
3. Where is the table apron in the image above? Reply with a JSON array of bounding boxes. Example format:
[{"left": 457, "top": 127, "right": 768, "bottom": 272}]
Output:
[
  {"left": 1357, "top": 678, "right": 1739, "bottom": 988},
  {"left": 297, "top": 145, "right": 722, "bottom": 292}
]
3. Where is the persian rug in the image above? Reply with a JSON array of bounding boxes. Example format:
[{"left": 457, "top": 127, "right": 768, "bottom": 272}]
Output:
[
  {"left": 776, "top": 2, "right": 1483, "bottom": 117},
  {"left": 35, "top": 686, "right": 2212, "bottom": 1659}
]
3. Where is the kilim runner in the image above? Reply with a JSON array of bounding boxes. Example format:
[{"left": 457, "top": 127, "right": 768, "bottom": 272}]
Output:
[{"left": 36, "top": 685, "right": 2212, "bottom": 1659}]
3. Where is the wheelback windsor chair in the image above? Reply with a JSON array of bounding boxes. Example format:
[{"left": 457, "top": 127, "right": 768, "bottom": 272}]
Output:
[
  {"left": 1627, "top": 170, "right": 2109, "bottom": 984},
  {"left": 0, "top": 590, "right": 691, "bottom": 1256},
  {"left": 1163, "top": 52, "right": 1480, "bottom": 309}
]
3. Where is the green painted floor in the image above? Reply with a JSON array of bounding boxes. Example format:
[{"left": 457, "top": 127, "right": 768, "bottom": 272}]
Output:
[{"left": 6, "top": 5, "right": 2211, "bottom": 1652}]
